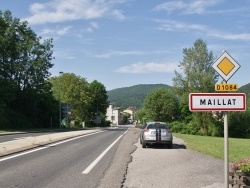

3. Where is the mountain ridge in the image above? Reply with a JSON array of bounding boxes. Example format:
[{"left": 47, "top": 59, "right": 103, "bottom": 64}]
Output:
[
  {"left": 107, "top": 82, "right": 250, "bottom": 109},
  {"left": 107, "top": 84, "right": 171, "bottom": 109}
]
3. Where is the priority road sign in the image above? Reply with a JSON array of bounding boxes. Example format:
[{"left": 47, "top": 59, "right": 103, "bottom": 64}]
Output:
[
  {"left": 212, "top": 51, "right": 240, "bottom": 81},
  {"left": 189, "top": 93, "right": 246, "bottom": 111}
]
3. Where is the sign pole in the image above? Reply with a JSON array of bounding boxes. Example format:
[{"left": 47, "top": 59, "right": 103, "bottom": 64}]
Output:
[
  {"left": 210, "top": 50, "right": 242, "bottom": 188},
  {"left": 224, "top": 79, "right": 229, "bottom": 188}
]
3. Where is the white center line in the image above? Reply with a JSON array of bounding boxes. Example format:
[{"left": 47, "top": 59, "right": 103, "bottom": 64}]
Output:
[{"left": 82, "top": 130, "right": 128, "bottom": 174}]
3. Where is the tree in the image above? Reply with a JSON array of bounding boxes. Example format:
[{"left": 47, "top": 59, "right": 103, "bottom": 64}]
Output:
[
  {"left": 0, "top": 10, "right": 53, "bottom": 91},
  {"left": 172, "top": 39, "right": 219, "bottom": 135},
  {"left": 228, "top": 98, "right": 250, "bottom": 138},
  {"left": 135, "top": 108, "right": 148, "bottom": 125},
  {"left": 87, "top": 80, "right": 109, "bottom": 126},
  {"left": 49, "top": 73, "right": 90, "bottom": 126},
  {"left": 143, "top": 88, "right": 179, "bottom": 122},
  {"left": 178, "top": 92, "right": 192, "bottom": 123},
  {"left": 0, "top": 10, "right": 55, "bottom": 129}
]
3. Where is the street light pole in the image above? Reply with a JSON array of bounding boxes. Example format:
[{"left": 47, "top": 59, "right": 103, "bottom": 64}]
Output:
[
  {"left": 111, "top": 102, "right": 115, "bottom": 125},
  {"left": 96, "top": 105, "right": 98, "bottom": 127},
  {"left": 59, "top": 71, "right": 63, "bottom": 129}
]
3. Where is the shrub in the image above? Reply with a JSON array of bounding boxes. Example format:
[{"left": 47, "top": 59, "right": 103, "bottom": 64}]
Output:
[{"left": 231, "top": 157, "right": 250, "bottom": 173}]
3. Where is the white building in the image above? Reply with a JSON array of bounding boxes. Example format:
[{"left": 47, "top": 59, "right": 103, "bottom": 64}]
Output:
[
  {"left": 106, "top": 104, "right": 123, "bottom": 126},
  {"left": 123, "top": 106, "right": 136, "bottom": 121}
]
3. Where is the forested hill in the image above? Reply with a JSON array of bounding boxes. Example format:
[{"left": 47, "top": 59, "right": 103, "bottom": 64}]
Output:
[
  {"left": 107, "top": 84, "right": 171, "bottom": 109},
  {"left": 238, "top": 83, "right": 250, "bottom": 97},
  {"left": 107, "top": 82, "right": 250, "bottom": 109}
]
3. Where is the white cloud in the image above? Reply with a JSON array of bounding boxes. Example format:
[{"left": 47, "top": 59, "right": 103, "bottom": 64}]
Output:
[
  {"left": 95, "top": 50, "right": 145, "bottom": 58},
  {"left": 154, "top": 0, "right": 222, "bottom": 15},
  {"left": 94, "top": 49, "right": 171, "bottom": 58},
  {"left": 25, "top": 0, "right": 127, "bottom": 24},
  {"left": 115, "top": 62, "right": 178, "bottom": 74},
  {"left": 84, "top": 22, "right": 99, "bottom": 33},
  {"left": 154, "top": 19, "right": 207, "bottom": 32},
  {"left": 155, "top": 1, "right": 186, "bottom": 14},
  {"left": 154, "top": 19, "right": 250, "bottom": 41},
  {"left": 90, "top": 22, "right": 99, "bottom": 29},
  {"left": 54, "top": 49, "right": 77, "bottom": 60},
  {"left": 111, "top": 9, "right": 125, "bottom": 21},
  {"left": 40, "top": 26, "right": 72, "bottom": 37},
  {"left": 208, "top": 31, "right": 250, "bottom": 41}
]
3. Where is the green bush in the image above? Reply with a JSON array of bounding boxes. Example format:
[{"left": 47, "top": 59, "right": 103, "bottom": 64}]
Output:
[
  {"left": 229, "top": 110, "right": 250, "bottom": 138},
  {"left": 169, "top": 121, "right": 199, "bottom": 135},
  {"left": 169, "top": 121, "right": 185, "bottom": 133}
]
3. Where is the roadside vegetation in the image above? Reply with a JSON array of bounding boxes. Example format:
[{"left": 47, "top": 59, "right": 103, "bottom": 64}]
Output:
[
  {"left": 1, "top": 10, "right": 250, "bottom": 142},
  {"left": 174, "top": 133, "right": 250, "bottom": 163},
  {"left": 0, "top": 10, "right": 109, "bottom": 130},
  {"left": 135, "top": 39, "right": 250, "bottom": 139}
]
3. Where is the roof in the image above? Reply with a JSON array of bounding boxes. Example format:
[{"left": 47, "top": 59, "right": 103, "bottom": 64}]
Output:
[{"left": 146, "top": 121, "right": 166, "bottom": 125}]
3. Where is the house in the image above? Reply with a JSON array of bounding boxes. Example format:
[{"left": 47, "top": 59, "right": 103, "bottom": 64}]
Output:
[
  {"left": 106, "top": 105, "right": 137, "bottom": 126},
  {"left": 123, "top": 106, "right": 136, "bottom": 122},
  {"left": 106, "top": 104, "right": 123, "bottom": 126}
]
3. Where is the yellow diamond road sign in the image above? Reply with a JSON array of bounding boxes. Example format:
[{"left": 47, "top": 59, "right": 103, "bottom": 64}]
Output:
[{"left": 212, "top": 51, "right": 240, "bottom": 81}]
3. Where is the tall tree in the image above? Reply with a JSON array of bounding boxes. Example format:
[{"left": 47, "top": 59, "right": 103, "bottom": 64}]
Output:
[
  {"left": 0, "top": 10, "right": 53, "bottom": 90},
  {"left": 0, "top": 10, "right": 55, "bottom": 129},
  {"left": 87, "top": 80, "right": 109, "bottom": 126},
  {"left": 49, "top": 73, "right": 90, "bottom": 126},
  {"left": 143, "top": 88, "right": 179, "bottom": 122},
  {"left": 135, "top": 108, "right": 148, "bottom": 125},
  {"left": 172, "top": 39, "right": 219, "bottom": 135}
]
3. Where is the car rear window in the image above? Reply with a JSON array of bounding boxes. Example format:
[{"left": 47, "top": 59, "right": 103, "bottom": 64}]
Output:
[{"left": 147, "top": 123, "right": 168, "bottom": 129}]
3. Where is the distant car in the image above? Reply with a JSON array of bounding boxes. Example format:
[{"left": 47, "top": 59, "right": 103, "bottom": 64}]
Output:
[
  {"left": 127, "top": 118, "right": 133, "bottom": 124},
  {"left": 140, "top": 121, "right": 173, "bottom": 148}
]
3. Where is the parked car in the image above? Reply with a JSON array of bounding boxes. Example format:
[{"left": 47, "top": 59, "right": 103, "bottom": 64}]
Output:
[{"left": 140, "top": 121, "right": 173, "bottom": 148}]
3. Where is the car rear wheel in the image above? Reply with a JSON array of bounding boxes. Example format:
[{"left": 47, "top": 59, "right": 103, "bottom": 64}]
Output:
[
  {"left": 142, "top": 140, "right": 147, "bottom": 148},
  {"left": 168, "top": 141, "right": 173, "bottom": 149}
]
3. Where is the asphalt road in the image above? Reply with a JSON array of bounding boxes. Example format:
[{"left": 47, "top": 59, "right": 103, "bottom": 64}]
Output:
[
  {"left": 0, "top": 126, "right": 228, "bottom": 188},
  {"left": 0, "top": 127, "right": 128, "bottom": 188}
]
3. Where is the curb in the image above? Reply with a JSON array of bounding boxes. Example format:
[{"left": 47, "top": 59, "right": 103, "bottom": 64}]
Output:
[{"left": 0, "top": 129, "right": 102, "bottom": 157}]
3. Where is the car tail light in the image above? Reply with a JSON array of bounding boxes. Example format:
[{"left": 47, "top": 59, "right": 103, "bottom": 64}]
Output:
[
  {"left": 167, "top": 130, "right": 171, "bottom": 133},
  {"left": 144, "top": 129, "right": 149, "bottom": 132}
]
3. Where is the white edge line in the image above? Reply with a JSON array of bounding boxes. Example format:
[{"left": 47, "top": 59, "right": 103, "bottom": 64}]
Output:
[
  {"left": 82, "top": 130, "right": 128, "bottom": 174},
  {"left": 0, "top": 131, "right": 104, "bottom": 162}
]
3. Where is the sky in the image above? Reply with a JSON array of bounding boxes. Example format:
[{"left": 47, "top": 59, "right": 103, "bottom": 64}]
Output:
[{"left": 1, "top": 0, "right": 250, "bottom": 91}]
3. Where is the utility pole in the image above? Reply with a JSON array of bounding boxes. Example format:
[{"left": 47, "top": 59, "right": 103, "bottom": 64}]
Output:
[{"left": 59, "top": 71, "right": 63, "bottom": 129}]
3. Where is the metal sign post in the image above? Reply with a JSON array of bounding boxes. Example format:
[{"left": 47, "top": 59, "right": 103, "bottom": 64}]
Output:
[
  {"left": 187, "top": 50, "right": 244, "bottom": 188},
  {"left": 224, "top": 111, "right": 229, "bottom": 187},
  {"left": 223, "top": 80, "right": 229, "bottom": 188},
  {"left": 189, "top": 51, "right": 244, "bottom": 188},
  {"left": 212, "top": 51, "right": 241, "bottom": 188}
]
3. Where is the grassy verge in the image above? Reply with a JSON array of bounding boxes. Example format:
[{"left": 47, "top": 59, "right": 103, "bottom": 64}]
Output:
[{"left": 174, "top": 133, "right": 250, "bottom": 163}]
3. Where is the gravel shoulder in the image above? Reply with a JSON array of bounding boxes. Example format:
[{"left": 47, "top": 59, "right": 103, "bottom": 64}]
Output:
[
  {"left": 123, "top": 133, "right": 225, "bottom": 188},
  {"left": 98, "top": 127, "right": 225, "bottom": 188}
]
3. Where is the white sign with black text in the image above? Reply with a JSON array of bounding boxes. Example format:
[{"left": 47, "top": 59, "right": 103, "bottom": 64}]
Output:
[{"left": 189, "top": 93, "right": 246, "bottom": 111}]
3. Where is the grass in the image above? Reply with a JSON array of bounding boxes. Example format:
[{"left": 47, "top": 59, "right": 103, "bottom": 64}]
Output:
[{"left": 174, "top": 133, "right": 250, "bottom": 163}]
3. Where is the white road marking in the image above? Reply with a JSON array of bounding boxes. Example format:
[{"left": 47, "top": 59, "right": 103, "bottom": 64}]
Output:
[
  {"left": 14, "top": 137, "right": 32, "bottom": 140},
  {"left": 0, "top": 131, "right": 104, "bottom": 162},
  {"left": 82, "top": 130, "right": 128, "bottom": 174}
]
